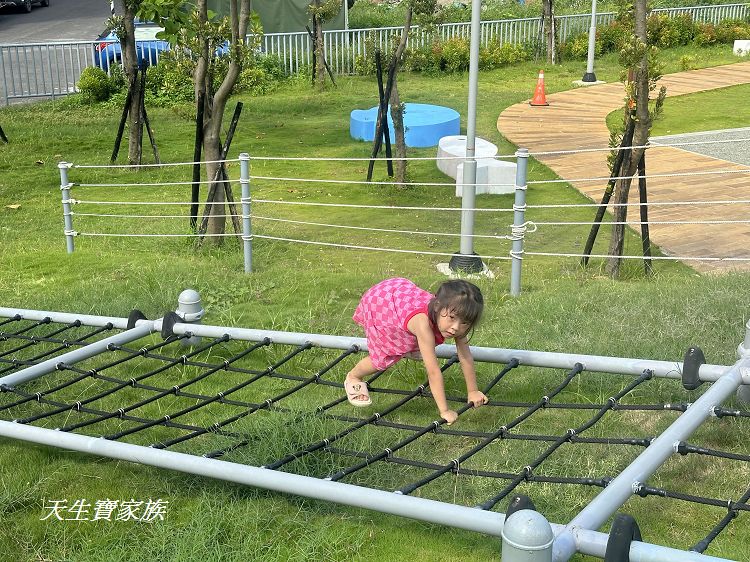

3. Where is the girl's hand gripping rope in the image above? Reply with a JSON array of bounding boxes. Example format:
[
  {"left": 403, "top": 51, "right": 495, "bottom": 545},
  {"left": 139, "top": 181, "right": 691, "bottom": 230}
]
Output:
[
  {"left": 467, "top": 390, "right": 488, "bottom": 408},
  {"left": 440, "top": 409, "right": 458, "bottom": 426}
]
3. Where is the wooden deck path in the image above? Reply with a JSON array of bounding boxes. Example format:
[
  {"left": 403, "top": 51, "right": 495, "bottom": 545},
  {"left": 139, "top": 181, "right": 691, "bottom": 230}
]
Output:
[{"left": 497, "top": 61, "right": 750, "bottom": 273}]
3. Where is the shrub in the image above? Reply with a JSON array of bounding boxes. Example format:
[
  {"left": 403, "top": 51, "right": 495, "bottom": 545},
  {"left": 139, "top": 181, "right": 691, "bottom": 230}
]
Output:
[
  {"left": 107, "top": 63, "right": 127, "bottom": 93},
  {"left": 715, "top": 19, "right": 750, "bottom": 43},
  {"left": 441, "top": 37, "right": 471, "bottom": 72},
  {"left": 145, "top": 51, "right": 194, "bottom": 105},
  {"left": 598, "top": 20, "right": 631, "bottom": 54},
  {"left": 77, "top": 67, "right": 112, "bottom": 102},
  {"left": 560, "top": 32, "right": 591, "bottom": 60},
  {"left": 479, "top": 41, "right": 530, "bottom": 69},
  {"left": 679, "top": 54, "right": 696, "bottom": 70},
  {"left": 694, "top": 23, "right": 717, "bottom": 46}
]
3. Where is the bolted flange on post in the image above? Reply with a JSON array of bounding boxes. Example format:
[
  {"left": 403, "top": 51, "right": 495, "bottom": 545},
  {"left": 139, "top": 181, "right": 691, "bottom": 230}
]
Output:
[{"left": 176, "top": 289, "right": 205, "bottom": 346}]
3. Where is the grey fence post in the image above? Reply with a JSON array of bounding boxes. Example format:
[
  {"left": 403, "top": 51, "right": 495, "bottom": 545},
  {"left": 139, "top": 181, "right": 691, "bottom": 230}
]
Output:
[
  {"left": 510, "top": 149, "right": 529, "bottom": 297},
  {"left": 59, "top": 161, "right": 75, "bottom": 254},
  {"left": 240, "top": 152, "right": 252, "bottom": 273}
]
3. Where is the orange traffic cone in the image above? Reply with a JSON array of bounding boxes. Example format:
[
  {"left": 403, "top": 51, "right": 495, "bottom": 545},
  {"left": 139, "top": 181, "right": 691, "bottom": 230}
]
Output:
[{"left": 529, "top": 69, "right": 549, "bottom": 107}]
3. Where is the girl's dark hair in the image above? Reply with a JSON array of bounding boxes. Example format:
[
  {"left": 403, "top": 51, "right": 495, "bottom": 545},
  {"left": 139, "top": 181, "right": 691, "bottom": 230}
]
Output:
[{"left": 427, "top": 280, "right": 484, "bottom": 328}]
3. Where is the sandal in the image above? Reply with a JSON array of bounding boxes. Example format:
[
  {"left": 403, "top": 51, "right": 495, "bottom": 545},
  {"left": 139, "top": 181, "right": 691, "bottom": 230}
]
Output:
[{"left": 344, "top": 378, "right": 372, "bottom": 407}]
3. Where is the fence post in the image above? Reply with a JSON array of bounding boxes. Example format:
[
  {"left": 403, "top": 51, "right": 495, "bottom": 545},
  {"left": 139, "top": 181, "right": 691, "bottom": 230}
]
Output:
[
  {"left": 59, "top": 162, "right": 75, "bottom": 254},
  {"left": 0, "top": 48, "right": 8, "bottom": 106},
  {"left": 239, "top": 152, "right": 252, "bottom": 273},
  {"left": 510, "top": 149, "right": 528, "bottom": 297}
]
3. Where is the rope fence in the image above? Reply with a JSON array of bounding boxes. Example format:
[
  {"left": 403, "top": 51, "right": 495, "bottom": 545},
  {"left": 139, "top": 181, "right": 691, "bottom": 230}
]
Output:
[{"left": 58, "top": 136, "right": 750, "bottom": 286}]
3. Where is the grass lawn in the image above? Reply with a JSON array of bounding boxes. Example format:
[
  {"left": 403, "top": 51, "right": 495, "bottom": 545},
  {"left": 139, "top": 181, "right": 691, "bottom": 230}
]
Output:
[{"left": 0, "top": 44, "right": 749, "bottom": 561}]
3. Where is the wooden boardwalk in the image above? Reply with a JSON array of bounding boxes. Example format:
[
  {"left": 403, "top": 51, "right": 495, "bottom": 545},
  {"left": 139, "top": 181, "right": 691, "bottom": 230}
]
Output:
[{"left": 497, "top": 62, "right": 750, "bottom": 273}]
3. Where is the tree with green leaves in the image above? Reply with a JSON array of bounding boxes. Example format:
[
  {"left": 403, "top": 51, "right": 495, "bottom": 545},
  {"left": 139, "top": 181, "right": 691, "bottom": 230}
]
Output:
[
  {"left": 308, "top": 0, "right": 342, "bottom": 91},
  {"left": 140, "top": 0, "right": 261, "bottom": 240},
  {"left": 605, "top": 0, "right": 666, "bottom": 277},
  {"left": 110, "top": 0, "right": 146, "bottom": 165},
  {"left": 374, "top": 0, "right": 438, "bottom": 184}
]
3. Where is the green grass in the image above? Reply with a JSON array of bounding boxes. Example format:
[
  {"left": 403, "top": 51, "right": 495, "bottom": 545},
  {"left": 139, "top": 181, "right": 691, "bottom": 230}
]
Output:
[
  {"left": 606, "top": 83, "right": 750, "bottom": 135},
  {"left": 1, "top": 45, "right": 749, "bottom": 562}
]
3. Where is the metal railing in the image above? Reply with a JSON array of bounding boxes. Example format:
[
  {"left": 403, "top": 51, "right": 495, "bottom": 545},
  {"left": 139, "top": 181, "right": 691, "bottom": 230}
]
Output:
[{"left": 1, "top": 3, "right": 747, "bottom": 104}]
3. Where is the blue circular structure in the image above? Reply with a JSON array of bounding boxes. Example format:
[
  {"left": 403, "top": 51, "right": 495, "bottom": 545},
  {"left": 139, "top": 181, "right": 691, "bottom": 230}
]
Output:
[{"left": 350, "top": 103, "right": 460, "bottom": 148}]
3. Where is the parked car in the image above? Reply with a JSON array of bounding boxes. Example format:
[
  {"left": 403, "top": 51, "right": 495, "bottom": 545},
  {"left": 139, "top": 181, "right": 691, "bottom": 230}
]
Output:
[
  {"left": 94, "top": 21, "right": 169, "bottom": 72},
  {"left": 0, "top": 0, "right": 49, "bottom": 13}
]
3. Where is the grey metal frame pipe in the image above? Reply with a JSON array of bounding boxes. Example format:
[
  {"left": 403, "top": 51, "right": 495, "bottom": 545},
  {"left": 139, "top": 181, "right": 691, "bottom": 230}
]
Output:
[
  {"left": 239, "top": 152, "right": 252, "bottom": 273},
  {"left": 552, "top": 356, "right": 750, "bottom": 562},
  {"left": 457, "top": 0, "right": 482, "bottom": 256},
  {"left": 510, "top": 148, "right": 529, "bottom": 297},
  {"left": 0, "top": 420, "right": 506, "bottom": 537},
  {"left": 0, "top": 307, "right": 132, "bottom": 329},
  {"left": 0, "top": 307, "right": 738, "bottom": 383},
  {"left": 0, "top": 321, "right": 156, "bottom": 388},
  {"left": 0, "top": 423, "right": 735, "bottom": 562},
  {"left": 59, "top": 161, "right": 74, "bottom": 254},
  {"left": 154, "top": 319, "right": 740, "bottom": 382}
]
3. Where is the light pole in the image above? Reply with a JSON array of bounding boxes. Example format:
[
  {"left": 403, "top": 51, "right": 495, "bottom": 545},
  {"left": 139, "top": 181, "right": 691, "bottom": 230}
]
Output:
[
  {"left": 449, "top": 0, "right": 484, "bottom": 273},
  {"left": 581, "top": 0, "right": 598, "bottom": 82}
]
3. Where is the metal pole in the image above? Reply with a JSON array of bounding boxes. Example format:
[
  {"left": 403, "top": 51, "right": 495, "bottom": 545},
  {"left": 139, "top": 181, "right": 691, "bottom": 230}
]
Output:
[
  {"left": 0, "top": 307, "right": 741, "bottom": 383},
  {"left": 0, "top": 420, "right": 506, "bottom": 537},
  {"left": 552, "top": 356, "right": 750, "bottom": 562},
  {"left": 449, "top": 0, "right": 484, "bottom": 274},
  {"left": 510, "top": 149, "right": 528, "bottom": 297},
  {"left": 0, "top": 321, "right": 156, "bottom": 388},
  {"left": 581, "top": 0, "right": 598, "bottom": 82},
  {"left": 240, "top": 152, "right": 252, "bottom": 273},
  {"left": 59, "top": 162, "right": 75, "bottom": 253}
]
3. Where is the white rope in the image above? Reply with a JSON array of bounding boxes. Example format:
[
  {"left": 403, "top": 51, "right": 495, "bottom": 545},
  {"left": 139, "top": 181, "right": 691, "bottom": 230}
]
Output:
[
  {"left": 249, "top": 174, "right": 463, "bottom": 187},
  {"left": 251, "top": 234, "right": 514, "bottom": 260},
  {"left": 69, "top": 212, "right": 518, "bottom": 239},
  {"left": 526, "top": 251, "right": 750, "bottom": 262},
  {"left": 251, "top": 216, "right": 515, "bottom": 239},
  {"left": 245, "top": 154, "right": 519, "bottom": 162},
  {"left": 529, "top": 136, "right": 750, "bottom": 157},
  {"left": 527, "top": 199, "right": 750, "bottom": 209},
  {"left": 527, "top": 167, "right": 750, "bottom": 186},
  {"left": 77, "top": 232, "right": 241, "bottom": 238},
  {"left": 71, "top": 200, "right": 234, "bottom": 206},
  {"left": 70, "top": 198, "right": 513, "bottom": 212},
  {"left": 251, "top": 200, "right": 513, "bottom": 212},
  {"left": 71, "top": 212, "right": 239, "bottom": 218},
  {"left": 531, "top": 219, "right": 750, "bottom": 226},
  {"left": 77, "top": 178, "right": 234, "bottom": 188},
  {"left": 73, "top": 158, "right": 239, "bottom": 169}
]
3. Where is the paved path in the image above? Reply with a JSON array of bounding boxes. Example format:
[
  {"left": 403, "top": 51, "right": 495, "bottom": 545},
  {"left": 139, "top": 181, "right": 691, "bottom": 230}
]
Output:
[
  {"left": 497, "top": 62, "right": 750, "bottom": 273},
  {"left": 0, "top": 0, "right": 110, "bottom": 43}
]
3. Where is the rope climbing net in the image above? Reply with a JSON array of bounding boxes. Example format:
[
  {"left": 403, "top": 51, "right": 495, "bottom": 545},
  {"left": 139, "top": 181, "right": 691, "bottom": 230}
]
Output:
[{"left": 0, "top": 302, "right": 748, "bottom": 561}]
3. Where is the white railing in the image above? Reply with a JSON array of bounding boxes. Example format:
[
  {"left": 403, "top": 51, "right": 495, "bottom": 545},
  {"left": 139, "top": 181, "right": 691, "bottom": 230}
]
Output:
[{"left": 1, "top": 3, "right": 747, "bottom": 104}]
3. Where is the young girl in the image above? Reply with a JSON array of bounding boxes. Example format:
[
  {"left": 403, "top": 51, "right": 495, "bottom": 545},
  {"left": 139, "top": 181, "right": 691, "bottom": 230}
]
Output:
[{"left": 344, "top": 278, "right": 487, "bottom": 425}]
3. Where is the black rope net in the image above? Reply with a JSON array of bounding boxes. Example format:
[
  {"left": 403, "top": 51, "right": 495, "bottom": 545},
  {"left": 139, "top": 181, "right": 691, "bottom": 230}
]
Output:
[{"left": 0, "top": 315, "right": 748, "bottom": 558}]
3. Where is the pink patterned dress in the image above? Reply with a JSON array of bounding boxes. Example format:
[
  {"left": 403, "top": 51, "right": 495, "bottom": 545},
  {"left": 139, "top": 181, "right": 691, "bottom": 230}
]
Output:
[{"left": 353, "top": 278, "right": 445, "bottom": 370}]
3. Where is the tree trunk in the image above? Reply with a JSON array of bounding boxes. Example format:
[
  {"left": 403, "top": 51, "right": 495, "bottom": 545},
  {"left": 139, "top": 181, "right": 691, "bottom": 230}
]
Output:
[
  {"left": 199, "top": 0, "right": 250, "bottom": 243},
  {"left": 387, "top": 7, "right": 412, "bottom": 185},
  {"left": 389, "top": 78, "right": 407, "bottom": 184},
  {"left": 605, "top": 0, "right": 651, "bottom": 277},
  {"left": 542, "top": 0, "right": 557, "bottom": 65},
  {"left": 313, "top": 2, "right": 326, "bottom": 90},
  {"left": 117, "top": 1, "right": 144, "bottom": 165}
]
